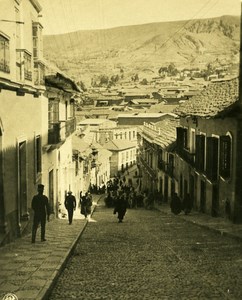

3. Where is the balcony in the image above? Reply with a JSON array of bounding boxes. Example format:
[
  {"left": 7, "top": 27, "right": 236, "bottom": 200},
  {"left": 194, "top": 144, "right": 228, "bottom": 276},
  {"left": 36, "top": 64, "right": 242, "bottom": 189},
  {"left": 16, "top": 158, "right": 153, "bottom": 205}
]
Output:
[
  {"left": 48, "top": 118, "right": 76, "bottom": 144},
  {"left": 48, "top": 123, "right": 62, "bottom": 144},
  {"left": 177, "top": 147, "right": 195, "bottom": 166},
  {"left": 24, "top": 70, "right": 32, "bottom": 81},
  {"left": 167, "top": 164, "right": 174, "bottom": 177},
  {"left": 158, "top": 159, "right": 166, "bottom": 171},
  {"left": 139, "top": 156, "right": 157, "bottom": 178},
  {"left": 65, "top": 118, "right": 76, "bottom": 138}
]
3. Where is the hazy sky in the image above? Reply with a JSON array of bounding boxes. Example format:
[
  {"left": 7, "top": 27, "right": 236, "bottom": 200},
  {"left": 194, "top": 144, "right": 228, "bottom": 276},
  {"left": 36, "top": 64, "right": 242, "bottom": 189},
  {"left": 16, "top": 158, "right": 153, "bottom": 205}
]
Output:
[{"left": 40, "top": 0, "right": 240, "bottom": 35}]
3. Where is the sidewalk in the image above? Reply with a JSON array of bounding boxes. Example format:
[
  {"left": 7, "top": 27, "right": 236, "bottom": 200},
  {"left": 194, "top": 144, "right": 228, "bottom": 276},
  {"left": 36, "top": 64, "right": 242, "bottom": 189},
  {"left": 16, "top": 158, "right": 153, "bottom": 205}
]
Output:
[
  {"left": 0, "top": 194, "right": 103, "bottom": 300},
  {"left": 155, "top": 202, "right": 242, "bottom": 242}
]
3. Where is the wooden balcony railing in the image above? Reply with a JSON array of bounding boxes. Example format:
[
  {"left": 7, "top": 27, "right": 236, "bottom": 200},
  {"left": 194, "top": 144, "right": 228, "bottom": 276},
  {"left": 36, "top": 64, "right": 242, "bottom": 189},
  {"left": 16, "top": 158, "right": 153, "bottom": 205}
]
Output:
[
  {"left": 177, "top": 147, "right": 195, "bottom": 166},
  {"left": 65, "top": 118, "right": 76, "bottom": 138},
  {"left": 48, "top": 118, "right": 76, "bottom": 144}
]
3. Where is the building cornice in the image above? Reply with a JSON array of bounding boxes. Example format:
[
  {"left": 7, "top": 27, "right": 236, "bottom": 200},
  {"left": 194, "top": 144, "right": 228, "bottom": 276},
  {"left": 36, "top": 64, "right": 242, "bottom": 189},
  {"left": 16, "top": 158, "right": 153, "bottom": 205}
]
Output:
[
  {"left": 29, "top": 0, "right": 42, "bottom": 13},
  {"left": 0, "top": 77, "right": 45, "bottom": 97}
]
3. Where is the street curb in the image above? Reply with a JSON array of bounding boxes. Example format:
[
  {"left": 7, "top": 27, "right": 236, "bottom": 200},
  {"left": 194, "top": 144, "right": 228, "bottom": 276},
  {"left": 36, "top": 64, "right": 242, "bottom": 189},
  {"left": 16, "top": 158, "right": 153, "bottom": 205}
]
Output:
[
  {"left": 40, "top": 194, "right": 104, "bottom": 300},
  {"left": 156, "top": 206, "right": 242, "bottom": 243}
]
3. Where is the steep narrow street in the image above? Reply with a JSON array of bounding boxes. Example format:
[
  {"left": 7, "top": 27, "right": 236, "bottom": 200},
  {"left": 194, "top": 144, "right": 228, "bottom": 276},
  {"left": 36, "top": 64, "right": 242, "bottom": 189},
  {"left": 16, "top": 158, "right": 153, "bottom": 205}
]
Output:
[{"left": 49, "top": 199, "right": 242, "bottom": 300}]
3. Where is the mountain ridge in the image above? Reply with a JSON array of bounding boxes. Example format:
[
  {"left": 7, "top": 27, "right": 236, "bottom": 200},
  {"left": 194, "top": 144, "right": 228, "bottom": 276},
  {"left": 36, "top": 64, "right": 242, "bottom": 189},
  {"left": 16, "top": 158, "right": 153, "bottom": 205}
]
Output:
[{"left": 43, "top": 15, "right": 240, "bottom": 84}]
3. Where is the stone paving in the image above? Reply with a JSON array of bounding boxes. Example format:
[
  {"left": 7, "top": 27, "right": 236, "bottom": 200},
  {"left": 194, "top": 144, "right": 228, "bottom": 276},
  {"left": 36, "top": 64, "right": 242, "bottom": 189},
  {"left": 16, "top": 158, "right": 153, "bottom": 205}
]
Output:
[
  {"left": 49, "top": 200, "right": 242, "bottom": 300},
  {"left": 0, "top": 195, "right": 102, "bottom": 300},
  {"left": 0, "top": 193, "right": 242, "bottom": 300}
]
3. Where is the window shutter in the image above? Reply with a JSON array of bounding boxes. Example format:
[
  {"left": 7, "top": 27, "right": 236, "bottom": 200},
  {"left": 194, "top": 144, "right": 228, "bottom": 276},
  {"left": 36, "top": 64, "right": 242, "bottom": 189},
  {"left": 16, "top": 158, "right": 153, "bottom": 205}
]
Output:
[
  {"left": 195, "top": 135, "right": 205, "bottom": 172},
  {"left": 195, "top": 135, "right": 201, "bottom": 170},
  {"left": 206, "top": 137, "right": 218, "bottom": 181},
  {"left": 183, "top": 128, "right": 188, "bottom": 148},
  {"left": 176, "top": 127, "right": 184, "bottom": 149},
  {"left": 219, "top": 135, "right": 231, "bottom": 179}
]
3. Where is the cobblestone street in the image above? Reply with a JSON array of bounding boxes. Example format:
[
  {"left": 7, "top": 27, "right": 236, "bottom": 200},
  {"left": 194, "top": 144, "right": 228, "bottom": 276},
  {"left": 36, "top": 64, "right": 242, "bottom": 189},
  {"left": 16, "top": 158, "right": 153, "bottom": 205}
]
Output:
[{"left": 49, "top": 199, "right": 242, "bottom": 300}]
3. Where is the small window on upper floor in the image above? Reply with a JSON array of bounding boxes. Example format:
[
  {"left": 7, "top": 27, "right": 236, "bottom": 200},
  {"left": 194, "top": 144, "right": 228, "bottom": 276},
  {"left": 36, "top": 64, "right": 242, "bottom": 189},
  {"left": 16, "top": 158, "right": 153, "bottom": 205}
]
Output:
[
  {"left": 32, "top": 22, "right": 43, "bottom": 60},
  {"left": 24, "top": 51, "right": 32, "bottom": 81},
  {"left": 0, "top": 35, "right": 10, "bottom": 73}
]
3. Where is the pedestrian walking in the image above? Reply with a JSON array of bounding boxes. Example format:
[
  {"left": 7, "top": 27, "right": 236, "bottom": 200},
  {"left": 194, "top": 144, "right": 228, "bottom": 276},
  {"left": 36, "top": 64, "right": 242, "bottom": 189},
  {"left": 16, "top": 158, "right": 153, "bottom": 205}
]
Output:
[
  {"left": 113, "top": 191, "right": 128, "bottom": 223},
  {"left": 80, "top": 191, "right": 93, "bottom": 219},
  {"left": 183, "top": 193, "right": 193, "bottom": 215},
  {"left": 31, "top": 184, "right": 50, "bottom": 243},
  {"left": 170, "top": 192, "right": 182, "bottom": 215},
  {"left": 64, "top": 191, "right": 76, "bottom": 224}
]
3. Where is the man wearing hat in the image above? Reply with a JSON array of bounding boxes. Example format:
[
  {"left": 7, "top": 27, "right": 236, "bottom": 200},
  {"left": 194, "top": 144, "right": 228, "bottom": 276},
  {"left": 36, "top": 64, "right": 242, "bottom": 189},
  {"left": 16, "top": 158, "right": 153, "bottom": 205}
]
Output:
[
  {"left": 64, "top": 191, "right": 76, "bottom": 224},
  {"left": 31, "top": 184, "right": 50, "bottom": 243}
]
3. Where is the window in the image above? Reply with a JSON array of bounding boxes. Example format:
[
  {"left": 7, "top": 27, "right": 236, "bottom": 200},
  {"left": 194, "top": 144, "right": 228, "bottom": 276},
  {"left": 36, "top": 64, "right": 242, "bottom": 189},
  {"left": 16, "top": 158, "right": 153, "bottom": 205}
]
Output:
[
  {"left": 70, "top": 100, "right": 75, "bottom": 118},
  {"left": 48, "top": 99, "right": 59, "bottom": 127},
  {"left": 158, "top": 148, "right": 164, "bottom": 170},
  {"left": 176, "top": 127, "right": 188, "bottom": 149},
  {"left": 190, "top": 129, "right": 195, "bottom": 153},
  {"left": 195, "top": 134, "right": 205, "bottom": 172},
  {"left": 0, "top": 35, "right": 10, "bottom": 73},
  {"left": 129, "top": 131, "right": 131, "bottom": 140},
  {"left": 34, "top": 61, "right": 45, "bottom": 85},
  {"left": 206, "top": 137, "right": 219, "bottom": 181},
  {"left": 32, "top": 22, "right": 43, "bottom": 60},
  {"left": 219, "top": 135, "right": 231, "bottom": 179},
  {"left": 35, "top": 135, "right": 41, "bottom": 176},
  {"left": 24, "top": 51, "right": 32, "bottom": 81}
]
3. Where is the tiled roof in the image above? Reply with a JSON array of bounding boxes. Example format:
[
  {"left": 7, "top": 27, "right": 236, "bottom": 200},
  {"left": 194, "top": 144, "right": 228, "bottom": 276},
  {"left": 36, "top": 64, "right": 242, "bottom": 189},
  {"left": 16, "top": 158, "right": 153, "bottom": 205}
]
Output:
[
  {"left": 104, "top": 140, "right": 136, "bottom": 151},
  {"left": 142, "top": 118, "right": 179, "bottom": 149},
  {"left": 174, "top": 77, "right": 239, "bottom": 117},
  {"left": 117, "top": 113, "right": 165, "bottom": 118}
]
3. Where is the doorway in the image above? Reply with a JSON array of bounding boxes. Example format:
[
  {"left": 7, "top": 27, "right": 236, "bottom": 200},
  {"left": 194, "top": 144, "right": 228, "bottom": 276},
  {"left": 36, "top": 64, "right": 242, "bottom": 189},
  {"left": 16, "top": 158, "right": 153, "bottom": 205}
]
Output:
[
  {"left": 49, "top": 170, "right": 54, "bottom": 213},
  {"left": 18, "top": 141, "right": 28, "bottom": 221},
  {"left": 212, "top": 184, "right": 219, "bottom": 217},
  {"left": 200, "top": 180, "right": 206, "bottom": 213},
  {"left": 164, "top": 175, "right": 168, "bottom": 202}
]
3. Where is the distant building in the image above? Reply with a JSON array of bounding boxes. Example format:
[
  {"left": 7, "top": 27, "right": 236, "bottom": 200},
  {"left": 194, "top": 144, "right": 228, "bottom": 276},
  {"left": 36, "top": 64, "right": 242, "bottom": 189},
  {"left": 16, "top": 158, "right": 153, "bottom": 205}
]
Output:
[
  {"left": 127, "top": 99, "right": 158, "bottom": 109},
  {"left": 104, "top": 140, "right": 137, "bottom": 176},
  {"left": 115, "top": 113, "right": 177, "bottom": 126},
  {"left": 77, "top": 119, "right": 117, "bottom": 133},
  {"left": 138, "top": 118, "right": 179, "bottom": 199},
  {"left": 98, "top": 126, "right": 138, "bottom": 145}
]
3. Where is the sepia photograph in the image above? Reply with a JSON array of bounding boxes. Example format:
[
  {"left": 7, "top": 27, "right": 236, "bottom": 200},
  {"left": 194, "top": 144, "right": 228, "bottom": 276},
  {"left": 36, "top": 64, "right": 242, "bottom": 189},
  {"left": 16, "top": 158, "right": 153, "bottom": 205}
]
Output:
[{"left": 0, "top": 0, "right": 242, "bottom": 299}]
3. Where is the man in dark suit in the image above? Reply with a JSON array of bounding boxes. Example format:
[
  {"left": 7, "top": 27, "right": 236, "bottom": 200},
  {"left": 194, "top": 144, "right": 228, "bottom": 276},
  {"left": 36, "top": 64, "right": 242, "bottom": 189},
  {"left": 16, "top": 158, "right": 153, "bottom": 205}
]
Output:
[
  {"left": 31, "top": 184, "right": 50, "bottom": 243},
  {"left": 64, "top": 191, "right": 76, "bottom": 224}
]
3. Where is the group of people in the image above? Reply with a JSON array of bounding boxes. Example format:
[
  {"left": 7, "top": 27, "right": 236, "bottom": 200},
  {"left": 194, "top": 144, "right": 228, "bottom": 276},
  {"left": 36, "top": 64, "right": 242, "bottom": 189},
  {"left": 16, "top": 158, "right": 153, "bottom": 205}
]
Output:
[
  {"left": 64, "top": 190, "right": 93, "bottom": 223},
  {"left": 31, "top": 180, "right": 194, "bottom": 243},
  {"left": 170, "top": 192, "right": 193, "bottom": 215},
  {"left": 31, "top": 184, "right": 93, "bottom": 243}
]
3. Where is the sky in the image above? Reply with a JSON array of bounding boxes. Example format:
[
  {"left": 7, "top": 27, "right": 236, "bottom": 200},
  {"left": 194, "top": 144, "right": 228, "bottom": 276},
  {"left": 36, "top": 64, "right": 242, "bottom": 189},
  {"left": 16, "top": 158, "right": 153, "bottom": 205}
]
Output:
[{"left": 40, "top": 0, "right": 241, "bottom": 35}]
